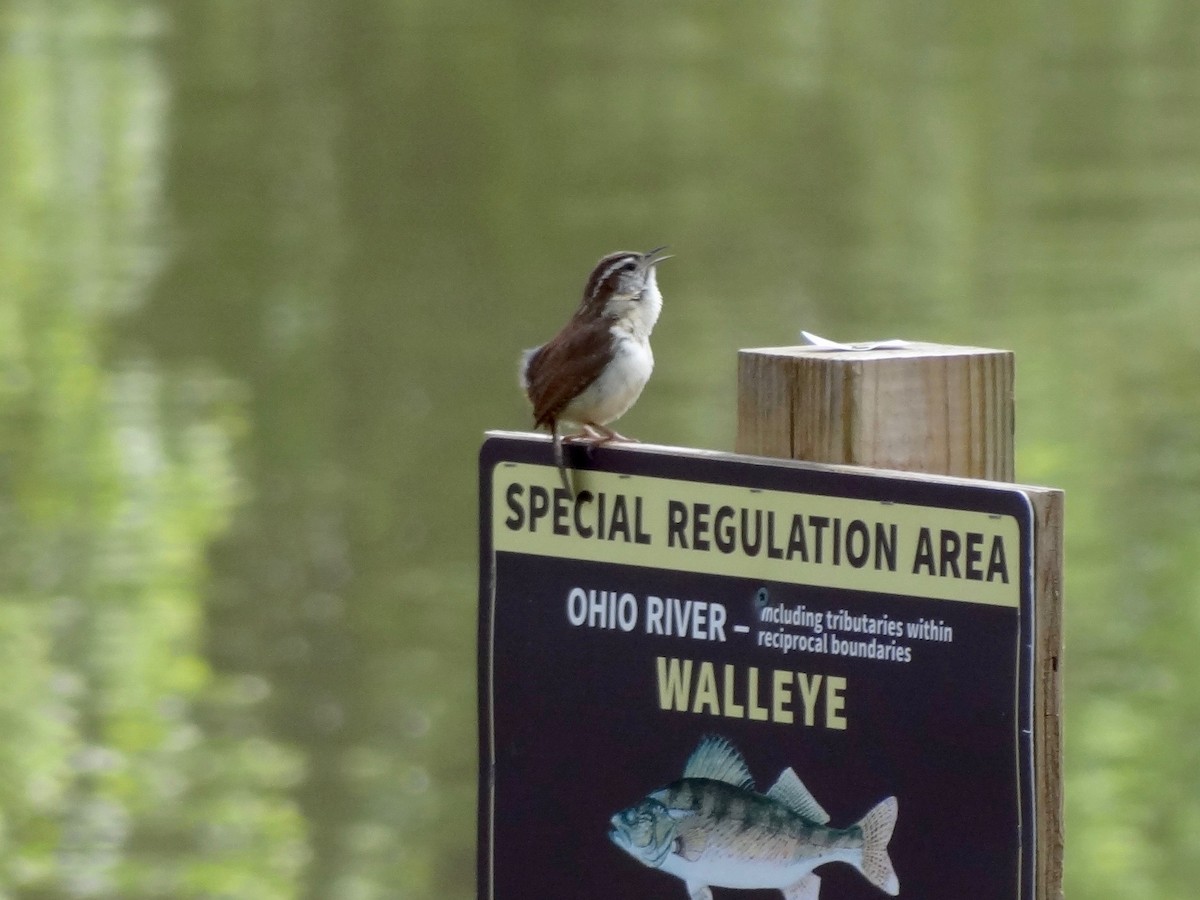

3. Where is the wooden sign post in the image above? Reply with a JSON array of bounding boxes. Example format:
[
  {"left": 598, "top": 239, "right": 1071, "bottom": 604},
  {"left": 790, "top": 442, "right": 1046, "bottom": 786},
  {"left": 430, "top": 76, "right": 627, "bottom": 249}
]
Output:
[
  {"left": 478, "top": 342, "right": 1063, "bottom": 900},
  {"left": 736, "top": 343, "right": 1014, "bottom": 480},
  {"left": 737, "top": 343, "right": 1063, "bottom": 900}
]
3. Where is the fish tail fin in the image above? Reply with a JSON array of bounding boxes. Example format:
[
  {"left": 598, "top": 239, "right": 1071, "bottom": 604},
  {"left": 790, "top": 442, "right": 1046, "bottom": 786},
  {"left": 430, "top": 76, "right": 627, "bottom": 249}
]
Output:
[{"left": 856, "top": 796, "right": 899, "bottom": 895}]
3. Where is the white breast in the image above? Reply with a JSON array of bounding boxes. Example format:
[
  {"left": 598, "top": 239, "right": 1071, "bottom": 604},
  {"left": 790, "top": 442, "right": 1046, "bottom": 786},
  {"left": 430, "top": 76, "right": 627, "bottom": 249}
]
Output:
[
  {"left": 559, "top": 330, "right": 654, "bottom": 427},
  {"left": 558, "top": 267, "right": 662, "bottom": 428}
]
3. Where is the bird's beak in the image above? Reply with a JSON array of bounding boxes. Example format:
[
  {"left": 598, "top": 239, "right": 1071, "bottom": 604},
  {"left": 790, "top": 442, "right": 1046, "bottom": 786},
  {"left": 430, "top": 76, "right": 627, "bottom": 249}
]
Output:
[{"left": 641, "top": 246, "right": 673, "bottom": 268}]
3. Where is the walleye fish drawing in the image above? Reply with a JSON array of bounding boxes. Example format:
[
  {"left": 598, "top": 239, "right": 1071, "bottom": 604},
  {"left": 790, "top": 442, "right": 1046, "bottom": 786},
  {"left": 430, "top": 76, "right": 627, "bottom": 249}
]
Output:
[{"left": 608, "top": 735, "right": 899, "bottom": 900}]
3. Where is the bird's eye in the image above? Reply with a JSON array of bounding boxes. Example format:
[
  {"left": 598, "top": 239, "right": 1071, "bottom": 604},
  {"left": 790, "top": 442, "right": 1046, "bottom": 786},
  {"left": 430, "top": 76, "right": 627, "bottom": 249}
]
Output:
[{"left": 619, "top": 261, "right": 637, "bottom": 273}]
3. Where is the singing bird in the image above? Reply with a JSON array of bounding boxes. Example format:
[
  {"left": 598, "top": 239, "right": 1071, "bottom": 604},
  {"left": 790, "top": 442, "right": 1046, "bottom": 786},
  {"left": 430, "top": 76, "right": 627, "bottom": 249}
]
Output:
[{"left": 520, "top": 246, "right": 670, "bottom": 492}]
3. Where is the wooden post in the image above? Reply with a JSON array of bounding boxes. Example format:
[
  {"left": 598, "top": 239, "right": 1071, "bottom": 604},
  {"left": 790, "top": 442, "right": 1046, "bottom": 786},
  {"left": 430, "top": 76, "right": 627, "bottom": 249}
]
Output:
[
  {"left": 737, "top": 343, "right": 1014, "bottom": 480},
  {"left": 737, "top": 342, "right": 1063, "bottom": 900}
]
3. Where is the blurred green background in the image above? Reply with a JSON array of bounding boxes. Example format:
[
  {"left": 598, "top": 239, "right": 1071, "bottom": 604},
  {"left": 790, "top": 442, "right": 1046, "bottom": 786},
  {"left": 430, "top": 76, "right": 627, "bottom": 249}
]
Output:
[{"left": 3, "top": 1, "right": 1199, "bottom": 897}]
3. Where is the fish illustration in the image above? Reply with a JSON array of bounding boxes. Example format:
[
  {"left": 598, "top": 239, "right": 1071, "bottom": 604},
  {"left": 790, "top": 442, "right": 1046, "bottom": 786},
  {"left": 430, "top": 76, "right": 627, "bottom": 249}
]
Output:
[{"left": 609, "top": 735, "right": 899, "bottom": 900}]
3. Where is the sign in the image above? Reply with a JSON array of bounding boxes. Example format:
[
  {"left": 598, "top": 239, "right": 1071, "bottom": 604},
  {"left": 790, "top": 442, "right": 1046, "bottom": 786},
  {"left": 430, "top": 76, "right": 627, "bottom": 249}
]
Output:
[{"left": 478, "top": 433, "right": 1039, "bottom": 900}]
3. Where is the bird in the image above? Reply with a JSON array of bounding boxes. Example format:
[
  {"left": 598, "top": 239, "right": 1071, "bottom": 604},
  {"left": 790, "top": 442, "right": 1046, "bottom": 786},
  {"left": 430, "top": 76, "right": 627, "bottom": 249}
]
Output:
[{"left": 519, "top": 246, "right": 671, "bottom": 494}]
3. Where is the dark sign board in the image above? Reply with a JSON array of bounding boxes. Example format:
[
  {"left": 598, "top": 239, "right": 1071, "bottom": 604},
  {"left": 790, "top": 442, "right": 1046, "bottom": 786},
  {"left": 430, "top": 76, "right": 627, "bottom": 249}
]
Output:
[{"left": 478, "top": 433, "right": 1037, "bottom": 900}]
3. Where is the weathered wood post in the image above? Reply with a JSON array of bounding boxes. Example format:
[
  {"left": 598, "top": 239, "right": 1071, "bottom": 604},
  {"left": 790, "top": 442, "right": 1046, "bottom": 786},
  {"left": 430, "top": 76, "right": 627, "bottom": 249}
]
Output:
[
  {"left": 736, "top": 342, "right": 1064, "bottom": 899},
  {"left": 737, "top": 343, "right": 1014, "bottom": 479}
]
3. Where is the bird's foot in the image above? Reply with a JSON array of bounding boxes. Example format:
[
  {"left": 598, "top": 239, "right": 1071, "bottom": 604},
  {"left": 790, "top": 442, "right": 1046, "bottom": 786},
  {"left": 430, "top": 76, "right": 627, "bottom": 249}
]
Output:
[
  {"left": 559, "top": 426, "right": 637, "bottom": 463},
  {"left": 580, "top": 424, "right": 638, "bottom": 444},
  {"left": 562, "top": 426, "right": 612, "bottom": 445}
]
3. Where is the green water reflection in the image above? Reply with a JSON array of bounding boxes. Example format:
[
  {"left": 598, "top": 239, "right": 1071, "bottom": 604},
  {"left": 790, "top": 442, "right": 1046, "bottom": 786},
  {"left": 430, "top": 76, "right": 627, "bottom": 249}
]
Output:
[{"left": 3, "top": 1, "right": 1200, "bottom": 897}]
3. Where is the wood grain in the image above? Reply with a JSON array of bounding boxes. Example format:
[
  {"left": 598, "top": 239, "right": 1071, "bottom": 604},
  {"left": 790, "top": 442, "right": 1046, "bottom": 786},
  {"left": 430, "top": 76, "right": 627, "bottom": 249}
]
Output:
[
  {"left": 736, "top": 343, "right": 1062, "bottom": 900},
  {"left": 736, "top": 344, "right": 1014, "bottom": 481}
]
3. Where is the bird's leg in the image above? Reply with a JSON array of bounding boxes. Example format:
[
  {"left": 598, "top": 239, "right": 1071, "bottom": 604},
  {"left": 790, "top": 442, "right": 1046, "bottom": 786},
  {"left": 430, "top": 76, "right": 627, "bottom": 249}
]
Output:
[
  {"left": 587, "top": 423, "right": 638, "bottom": 443},
  {"left": 562, "top": 423, "right": 639, "bottom": 446},
  {"left": 558, "top": 424, "right": 636, "bottom": 467},
  {"left": 551, "top": 421, "right": 575, "bottom": 498}
]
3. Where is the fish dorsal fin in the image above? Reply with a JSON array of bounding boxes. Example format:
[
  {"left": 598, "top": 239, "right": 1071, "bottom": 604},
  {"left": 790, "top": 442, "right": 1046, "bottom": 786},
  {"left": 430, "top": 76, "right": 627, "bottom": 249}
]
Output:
[
  {"left": 683, "top": 735, "right": 754, "bottom": 789},
  {"left": 766, "top": 768, "right": 830, "bottom": 824}
]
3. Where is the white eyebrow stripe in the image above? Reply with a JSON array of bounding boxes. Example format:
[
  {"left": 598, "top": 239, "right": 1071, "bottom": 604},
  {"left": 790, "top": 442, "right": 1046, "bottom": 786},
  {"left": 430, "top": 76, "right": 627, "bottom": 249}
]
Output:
[{"left": 588, "top": 255, "right": 639, "bottom": 301}]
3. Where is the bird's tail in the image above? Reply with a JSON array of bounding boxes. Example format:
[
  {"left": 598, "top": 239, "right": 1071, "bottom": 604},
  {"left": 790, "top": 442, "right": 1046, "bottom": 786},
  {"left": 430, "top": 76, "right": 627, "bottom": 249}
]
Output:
[{"left": 552, "top": 424, "right": 574, "bottom": 498}]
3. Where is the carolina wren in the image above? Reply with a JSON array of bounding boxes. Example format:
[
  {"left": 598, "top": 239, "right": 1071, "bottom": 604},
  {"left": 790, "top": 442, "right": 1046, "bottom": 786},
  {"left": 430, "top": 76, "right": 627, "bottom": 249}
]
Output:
[{"left": 520, "top": 246, "right": 670, "bottom": 491}]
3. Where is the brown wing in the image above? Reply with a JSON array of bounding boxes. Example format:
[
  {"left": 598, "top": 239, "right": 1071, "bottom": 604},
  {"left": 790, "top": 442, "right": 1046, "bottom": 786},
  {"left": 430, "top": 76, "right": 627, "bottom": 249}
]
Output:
[{"left": 523, "top": 317, "right": 613, "bottom": 429}]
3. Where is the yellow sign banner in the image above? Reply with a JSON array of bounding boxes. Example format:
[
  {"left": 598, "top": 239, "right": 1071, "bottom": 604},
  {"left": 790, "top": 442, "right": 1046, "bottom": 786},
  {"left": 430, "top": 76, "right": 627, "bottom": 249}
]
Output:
[{"left": 491, "top": 461, "right": 1021, "bottom": 607}]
